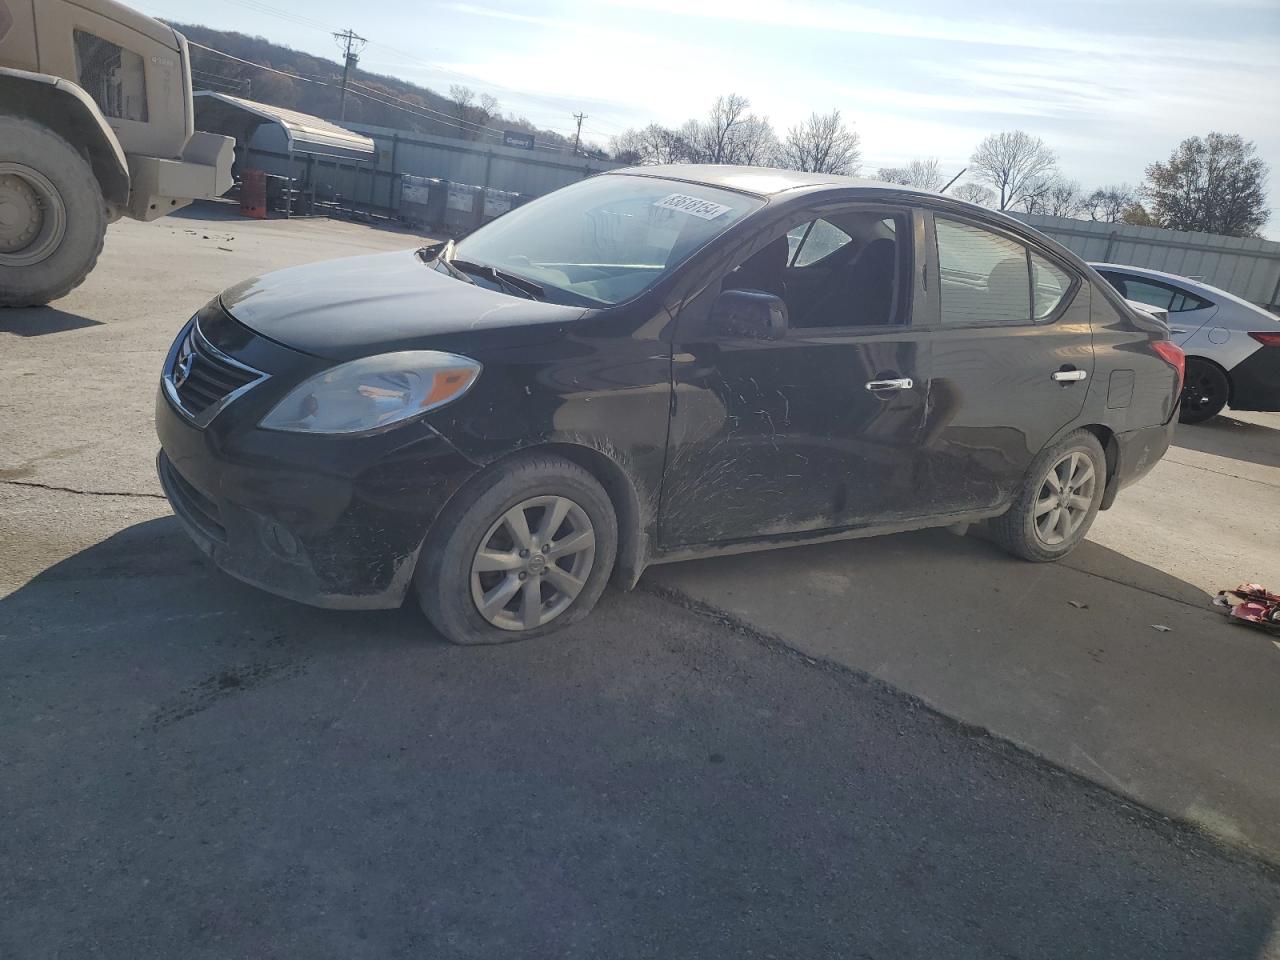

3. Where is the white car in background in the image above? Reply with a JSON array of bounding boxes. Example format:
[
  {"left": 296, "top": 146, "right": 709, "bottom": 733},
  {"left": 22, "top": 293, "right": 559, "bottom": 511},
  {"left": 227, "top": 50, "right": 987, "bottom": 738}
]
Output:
[{"left": 1091, "top": 263, "right": 1280, "bottom": 423}]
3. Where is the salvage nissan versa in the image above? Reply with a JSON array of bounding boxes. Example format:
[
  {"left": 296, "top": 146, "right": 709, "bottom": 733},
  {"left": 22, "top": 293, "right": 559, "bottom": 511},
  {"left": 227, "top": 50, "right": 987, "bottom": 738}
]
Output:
[{"left": 156, "top": 166, "right": 1183, "bottom": 644}]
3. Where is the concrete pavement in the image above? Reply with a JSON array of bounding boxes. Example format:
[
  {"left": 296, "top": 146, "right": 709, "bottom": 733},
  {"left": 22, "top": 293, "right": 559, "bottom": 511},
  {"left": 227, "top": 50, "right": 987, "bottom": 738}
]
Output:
[{"left": 3, "top": 506, "right": 1278, "bottom": 958}]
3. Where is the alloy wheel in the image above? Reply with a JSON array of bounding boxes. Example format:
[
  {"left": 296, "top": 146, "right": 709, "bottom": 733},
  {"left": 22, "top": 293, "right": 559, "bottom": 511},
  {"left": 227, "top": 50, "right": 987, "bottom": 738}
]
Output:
[
  {"left": 1033, "top": 450, "right": 1097, "bottom": 546},
  {"left": 0, "top": 163, "right": 67, "bottom": 267},
  {"left": 470, "top": 495, "right": 596, "bottom": 631},
  {"left": 1182, "top": 368, "right": 1220, "bottom": 415}
]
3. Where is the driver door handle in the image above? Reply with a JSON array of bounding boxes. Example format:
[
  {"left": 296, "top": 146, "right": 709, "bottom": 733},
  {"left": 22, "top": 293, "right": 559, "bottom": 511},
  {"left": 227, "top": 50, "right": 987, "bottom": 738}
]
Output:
[{"left": 865, "top": 378, "right": 914, "bottom": 391}]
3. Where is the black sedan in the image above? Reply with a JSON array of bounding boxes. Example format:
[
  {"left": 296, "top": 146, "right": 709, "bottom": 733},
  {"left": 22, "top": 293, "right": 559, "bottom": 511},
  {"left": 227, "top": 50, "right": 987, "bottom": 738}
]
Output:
[{"left": 156, "top": 166, "right": 1183, "bottom": 644}]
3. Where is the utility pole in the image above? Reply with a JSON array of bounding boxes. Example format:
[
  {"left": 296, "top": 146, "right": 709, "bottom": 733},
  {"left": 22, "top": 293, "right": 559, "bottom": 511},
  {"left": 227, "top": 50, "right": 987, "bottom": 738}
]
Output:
[
  {"left": 333, "top": 28, "right": 367, "bottom": 121},
  {"left": 571, "top": 112, "right": 587, "bottom": 156}
]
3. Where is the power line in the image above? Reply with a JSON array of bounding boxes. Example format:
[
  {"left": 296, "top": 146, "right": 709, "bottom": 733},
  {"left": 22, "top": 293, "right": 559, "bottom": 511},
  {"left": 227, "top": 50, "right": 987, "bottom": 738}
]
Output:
[{"left": 189, "top": 41, "right": 568, "bottom": 148}]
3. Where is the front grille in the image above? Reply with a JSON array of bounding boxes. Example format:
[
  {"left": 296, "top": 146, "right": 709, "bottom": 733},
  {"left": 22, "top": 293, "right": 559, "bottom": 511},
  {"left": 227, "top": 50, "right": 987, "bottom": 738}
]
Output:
[
  {"left": 158, "top": 451, "right": 227, "bottom": 544},
  {"left": 168, "top": 320, "right": 264, "bottom": 421}
]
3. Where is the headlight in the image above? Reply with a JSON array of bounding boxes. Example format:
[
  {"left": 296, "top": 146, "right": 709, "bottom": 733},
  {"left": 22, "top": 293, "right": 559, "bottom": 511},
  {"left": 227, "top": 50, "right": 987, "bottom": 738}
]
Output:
[{"left": 259, "top": 351, "right": 481, "bottom": 434}]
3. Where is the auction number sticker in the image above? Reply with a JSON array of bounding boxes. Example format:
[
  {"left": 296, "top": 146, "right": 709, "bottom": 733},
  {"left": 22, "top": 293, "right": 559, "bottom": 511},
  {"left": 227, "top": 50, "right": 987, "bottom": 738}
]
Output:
[{"left": 653, "top": 193, "right": 733, "bottom": 220}]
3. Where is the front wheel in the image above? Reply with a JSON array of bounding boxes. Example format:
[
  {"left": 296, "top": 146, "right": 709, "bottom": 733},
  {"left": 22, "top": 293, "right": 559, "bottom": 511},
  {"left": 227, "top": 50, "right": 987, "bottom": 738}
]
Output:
[
  {"left": 415, "top": 453, "right": 618, "bottom": 645},
  {"left": 1179, "top": 358, "right": 1229, "bottom": 424},
  {"left": 0, "top": 117, "right": 107, "bottom": 307},
  {"left": 990, "top": 430, "right": 1106, "bottom": 562}
]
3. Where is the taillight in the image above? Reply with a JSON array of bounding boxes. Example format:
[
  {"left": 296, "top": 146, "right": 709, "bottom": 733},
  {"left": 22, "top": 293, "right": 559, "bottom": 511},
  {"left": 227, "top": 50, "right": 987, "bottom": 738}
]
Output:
[
  {"left": 1248, "top": 331, "right": 1280, "bottom": 347},
  {"left": 1152, "top": 340, "right": 1185, "bottom": 393}
]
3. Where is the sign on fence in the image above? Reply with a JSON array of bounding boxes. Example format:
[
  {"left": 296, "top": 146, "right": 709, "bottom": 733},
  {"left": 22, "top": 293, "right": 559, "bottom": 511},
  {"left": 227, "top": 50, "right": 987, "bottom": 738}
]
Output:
[{"left": 502, "top": 130, "right": 535, "bottom": 151}]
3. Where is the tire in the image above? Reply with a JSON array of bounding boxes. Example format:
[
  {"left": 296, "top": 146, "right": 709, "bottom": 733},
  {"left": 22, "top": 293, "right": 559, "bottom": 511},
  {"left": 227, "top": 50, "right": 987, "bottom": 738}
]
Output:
[
  {"left": 990, "top": 429, "right": 1106, "bottom": 562},
  {"left": 415, "top": 453, "right": 618, "bottom": 645},
  {"left": 1179, "top": 358, "right": 1229, "bottom": 424},
  {"left": 0, "top": 117, "right": 107, "bottom": 307}
]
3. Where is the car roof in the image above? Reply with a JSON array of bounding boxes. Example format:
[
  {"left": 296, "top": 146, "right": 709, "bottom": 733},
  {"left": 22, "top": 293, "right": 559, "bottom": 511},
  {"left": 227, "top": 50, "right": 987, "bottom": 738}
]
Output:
[{"left": 606, "top": 164, "right": 937, "bottom": 199}]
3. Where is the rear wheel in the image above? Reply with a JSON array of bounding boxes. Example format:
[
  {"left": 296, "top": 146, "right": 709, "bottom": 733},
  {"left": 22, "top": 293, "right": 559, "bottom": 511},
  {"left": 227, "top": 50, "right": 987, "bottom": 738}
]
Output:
[
  {"left": 415, "top": 454, "right": 618, "bottom": 645},
  {"left": 1179, "top": 358, "right": 1229, "bottom": 424},
  {"left": 990, "top": 430, "right": 1106, "bottom": 562},
  {"left": 0, "top": 117, "right": 107, "bottom": 307}
]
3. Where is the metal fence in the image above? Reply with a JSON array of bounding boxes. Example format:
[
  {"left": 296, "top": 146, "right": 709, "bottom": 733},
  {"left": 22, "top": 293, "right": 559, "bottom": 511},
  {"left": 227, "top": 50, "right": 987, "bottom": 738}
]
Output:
[
  {"left": 241, "top": 120, "right": 623, "bottom": 218},
  {"left": 1012, "top": 213, "right": 1280, "bottom": 311}
]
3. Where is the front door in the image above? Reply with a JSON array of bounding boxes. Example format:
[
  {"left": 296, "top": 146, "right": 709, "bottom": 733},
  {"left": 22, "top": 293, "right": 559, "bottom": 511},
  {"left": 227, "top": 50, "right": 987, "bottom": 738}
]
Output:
[
  {"left": 659, "top": 204, "right": 931, "bottom": 549},
  {"left": 917, "top": 212, "right": 1094, "bottom": 515}
]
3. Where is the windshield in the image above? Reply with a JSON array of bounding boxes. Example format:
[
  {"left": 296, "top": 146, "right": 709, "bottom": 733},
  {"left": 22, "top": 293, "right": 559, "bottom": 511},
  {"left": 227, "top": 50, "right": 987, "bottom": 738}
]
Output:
[{"left": 449, "top": 175, "right": 762, "bottom": 306}]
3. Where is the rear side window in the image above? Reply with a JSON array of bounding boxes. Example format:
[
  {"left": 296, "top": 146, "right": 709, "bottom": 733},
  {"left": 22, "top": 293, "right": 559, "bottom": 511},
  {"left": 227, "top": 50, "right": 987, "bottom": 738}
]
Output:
[
  {"left": 1170, "top": 290, "right": 1213, "bottom": 312},
  {"left": 74, "top": 30, "right": 149, "bottom": 121},
  {"left": 935, "top": 218, "right": 1030, "bottom": 324},
  {"left": 1031, "top": 252, "right": 1073, "bottom": 319}
]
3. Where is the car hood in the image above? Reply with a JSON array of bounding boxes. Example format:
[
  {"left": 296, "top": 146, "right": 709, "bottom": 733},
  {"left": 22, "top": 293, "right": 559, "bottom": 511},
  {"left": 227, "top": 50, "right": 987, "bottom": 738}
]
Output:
[{"left": 220, "top": 249, "right": 586, "bottom": 361}]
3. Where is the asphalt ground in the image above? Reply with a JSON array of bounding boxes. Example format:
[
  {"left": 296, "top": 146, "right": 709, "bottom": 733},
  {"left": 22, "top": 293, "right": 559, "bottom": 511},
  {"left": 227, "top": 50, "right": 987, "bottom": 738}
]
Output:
[{"left": 3, "top": 207, "right": 1278, "bottom": 957}]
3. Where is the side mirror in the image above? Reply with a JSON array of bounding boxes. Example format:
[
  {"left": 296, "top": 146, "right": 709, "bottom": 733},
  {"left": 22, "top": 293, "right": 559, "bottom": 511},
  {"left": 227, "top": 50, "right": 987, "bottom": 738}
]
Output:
[{"left": 711, "top": 288, "right": 789, "bottom": 340}]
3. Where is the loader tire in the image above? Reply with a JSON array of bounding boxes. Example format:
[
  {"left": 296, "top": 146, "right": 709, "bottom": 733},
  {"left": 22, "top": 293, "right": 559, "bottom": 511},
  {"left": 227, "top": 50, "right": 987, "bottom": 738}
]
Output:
[{"left": 0, "top": 116, "right": 107, "bottom": 307}]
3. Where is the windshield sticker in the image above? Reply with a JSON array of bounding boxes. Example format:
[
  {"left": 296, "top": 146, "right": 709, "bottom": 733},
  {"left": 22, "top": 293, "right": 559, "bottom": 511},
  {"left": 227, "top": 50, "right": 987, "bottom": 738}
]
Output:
[{"left": 653, "top": 193, "right": 733, "bottom": 220}]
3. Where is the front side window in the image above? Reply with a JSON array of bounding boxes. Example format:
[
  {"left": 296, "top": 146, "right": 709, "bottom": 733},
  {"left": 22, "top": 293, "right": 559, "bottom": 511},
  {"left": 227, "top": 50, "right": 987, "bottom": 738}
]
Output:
[
  {"left": 727, "top": 210, "right": 908, "bottom": 329},
  {"left": 788, "top": 219, "right": 854, "bottom": 267},
  {"left": 1104, "top": 275, "right": 1174, "bottom": 312},
  {"left": 935, "top": 218, "right": 1030, "bottom": 324},
  {"left": 74, "top": 30, "right": 149, "bottom": 122},
  {"left": 452, "top": 175, "right": 762, "bottom": 306}
]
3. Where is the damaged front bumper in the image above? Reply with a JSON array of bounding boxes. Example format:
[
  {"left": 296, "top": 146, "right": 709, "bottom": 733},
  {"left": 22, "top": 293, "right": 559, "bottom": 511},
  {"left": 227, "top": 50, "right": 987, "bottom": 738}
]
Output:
[{"left": 155, "top": 385, "right": 480, "bottom": 610}]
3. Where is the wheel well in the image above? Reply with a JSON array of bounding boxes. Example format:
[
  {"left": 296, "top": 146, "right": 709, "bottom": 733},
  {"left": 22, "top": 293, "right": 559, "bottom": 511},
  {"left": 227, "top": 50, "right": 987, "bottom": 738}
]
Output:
[
  {"left": 534, "top": 442, "right": 648, "bottom": 590},
  {"left": 1080, "top": 424, "right": 1120, "bottom": 510},
  {"left": 0, "top": 81, "right": 130, "bottom": 207},
  {"left": 444, "top": 442, "right": 648, "bottom": 591}
]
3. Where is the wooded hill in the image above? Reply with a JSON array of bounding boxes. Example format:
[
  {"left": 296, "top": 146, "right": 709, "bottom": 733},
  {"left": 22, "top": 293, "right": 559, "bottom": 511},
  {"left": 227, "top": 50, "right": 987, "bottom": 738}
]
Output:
[{"left": 170, "top": 22, "right": 573, "bottom": 152}]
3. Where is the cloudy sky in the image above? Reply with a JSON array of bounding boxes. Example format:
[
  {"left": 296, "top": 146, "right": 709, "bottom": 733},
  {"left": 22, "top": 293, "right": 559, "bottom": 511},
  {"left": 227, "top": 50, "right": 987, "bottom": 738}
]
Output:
[{"left": 144, "top": 0, "right": 1277, "bottom": 218}]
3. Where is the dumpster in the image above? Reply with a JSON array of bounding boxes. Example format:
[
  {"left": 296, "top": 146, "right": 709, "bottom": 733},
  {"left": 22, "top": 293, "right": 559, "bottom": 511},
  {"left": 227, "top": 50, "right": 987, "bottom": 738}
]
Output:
[
  {"left": 400, "top": 175, "right": 446, "bottom": 229},
  {"left": 444, "top": 181, "right": 483, "bottom": 235},
  {"left": 481, "top": 187, "right": 522, "bottom": 224}
]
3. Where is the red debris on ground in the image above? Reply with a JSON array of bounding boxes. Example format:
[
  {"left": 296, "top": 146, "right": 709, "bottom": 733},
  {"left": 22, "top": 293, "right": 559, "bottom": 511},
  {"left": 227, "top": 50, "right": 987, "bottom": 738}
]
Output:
[{"left": 1213, "top": 584, "right": 1280, "bottom": 633}]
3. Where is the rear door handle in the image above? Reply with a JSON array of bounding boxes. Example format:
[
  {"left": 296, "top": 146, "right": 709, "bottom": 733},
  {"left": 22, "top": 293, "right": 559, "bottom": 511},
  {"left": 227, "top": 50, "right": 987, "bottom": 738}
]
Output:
[
  {"left": 1052, "top": 369, "right": 1088, "bottom": 382},
  {"left": 865, "top": 378, "right": 914, "bottom": 391}
]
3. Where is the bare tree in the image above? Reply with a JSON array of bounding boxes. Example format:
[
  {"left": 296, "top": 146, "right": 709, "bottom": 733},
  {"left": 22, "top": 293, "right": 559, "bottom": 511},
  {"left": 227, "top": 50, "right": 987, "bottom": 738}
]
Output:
[
  {"left": 1084, "top": 184, "right": 1136, "bottom": 222},
  {"left": 951, "top": 182, "right": 995, "bottom": 207},
  {"left": 448, "top": 84, "right": 499, "bottom": 140},
  {"left": 780, "top": 110, "right": 861, "bottom": 175},
  {"left": 1026, "top": 178, "right": 1085, "bottom": 218},
  {"left": 876, "top": 158, "right": 943, "bottom": 190},
  {"left": 682, "top": 95, "right": 779, "bottom": 166},
  {"left": 730, "top": 115, "right": 780, "bottom": 166},
  {"left": 1142, "top": 132, "right": 1270, "bottom": 237},
  {"left": 690, "top": 94, "right": 752, "bottom": 163},
  {"left": 969, "top": 131, "right": 1058, "bottom": 210},
  {"left": 610, "top": 123, "right": 692, "bottom": 165}
]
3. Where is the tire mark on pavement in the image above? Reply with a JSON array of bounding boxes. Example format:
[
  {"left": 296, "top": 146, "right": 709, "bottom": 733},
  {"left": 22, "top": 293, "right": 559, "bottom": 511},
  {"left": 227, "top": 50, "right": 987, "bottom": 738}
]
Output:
[{"left": 149, "top": 658, "right": 309, "bottom": 730}]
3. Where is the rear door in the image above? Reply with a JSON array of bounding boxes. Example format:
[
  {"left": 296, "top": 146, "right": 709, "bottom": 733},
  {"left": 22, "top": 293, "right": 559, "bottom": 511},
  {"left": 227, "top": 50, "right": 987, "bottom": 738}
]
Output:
[{"left": 917, "top": 213, "right": 1094, "bottom": 515}]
